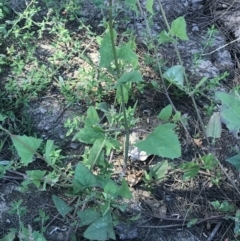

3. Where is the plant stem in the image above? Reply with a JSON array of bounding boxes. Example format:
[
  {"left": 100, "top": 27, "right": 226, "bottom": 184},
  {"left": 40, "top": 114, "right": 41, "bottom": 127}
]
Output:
[{"left": 108, "top": 0, "right": 130, "bottom": 168}]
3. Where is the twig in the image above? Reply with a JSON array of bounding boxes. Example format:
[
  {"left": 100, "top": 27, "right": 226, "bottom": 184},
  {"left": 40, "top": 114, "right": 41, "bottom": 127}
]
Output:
[
  {"left": 139, "top": 215, "right": 226, "bottom": 229},
  {"left": 206, "top": 221, "right": 223, "bottom": 241}
]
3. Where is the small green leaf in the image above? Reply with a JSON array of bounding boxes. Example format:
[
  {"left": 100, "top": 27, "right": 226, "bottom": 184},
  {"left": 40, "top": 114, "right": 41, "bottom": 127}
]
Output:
[
  {"left": 73, "top": 126, "right": 105, "bottom": 144},
  {"left": 158, "top": 30, "right": 175, "bottom": 44},
  {"left": 163, "top": 65, "right": 184, "bottom": 87},
  {"left": 158, "top": 105, "right": 173, "bottom": 121},
  {"left": 116, "top": 85, "right": 129, "bottom": 104},
  {"left": 44, "top": 140, "right": 55, "bottom": 163},
  {"left": 115, "top": 71, "right": 143, "bottom": 88},
  {"left": 117, "top": 42, "right": 138, "bottom": 69},
  {"left": 0, "top": 231, "right": 16, "bottom": 241},
  {"left": 146, "top": 0, "right": 154, "bottom": 14},
  {"left": 10, "top": 135, "right": 42, "bottom": 165},
  {"left": 169, "top": 16, "right": 189, "bottom": 40},
  {"left": 78, "top": 208, "right": 101, "bottom": 227},
  {"left": 83, "top": 212, "right": 116, "bottom": 241},
  {"left": 206, "top": 112, "right": 222, "bottom": 138},
  {"left": 181, "top": 162, "right": 200, "bottom": 180},
  {"left": 150, "top": 160, "right": 168, "bottom": 180},
  {"left": 0, "top": 114, "right": 7, "bottom": 122},
  {"left": 52, "top": 195, "right": 73, "bottom": 218},
  {"left": 187, "top": 218, "right": 198, "bottom": 228},
  {"left": 99, "top": 30, "right": 116, "bottom": 69},
  {"left": 226, "top": 154, "right": 240, "bottom": 170},
  {"left": 215, "top": 91, "right": 240, "bottom": 138},
  {"left": 88, "top": 139, "right": 105, "bottom": 166},
  {"left": 26, "top": 170, "right": 46, "bottom": 188},
  {"left": 135, "top": 123, "right": 181, "bottom": 159},
  {"left": 87, "top": 106, "right": 100, "bottom": 120},
  {"left": 101, "top": 202, "right": 110, "bottom": 216},
  {"left": 73, "top": 163, "right": 97, "bottom": 189},
  {"left": 104, "top": 181, "right": 119, "bottom": 196},
  {"left": 118, "top": 179, "right": 132, "bottom": 199}
]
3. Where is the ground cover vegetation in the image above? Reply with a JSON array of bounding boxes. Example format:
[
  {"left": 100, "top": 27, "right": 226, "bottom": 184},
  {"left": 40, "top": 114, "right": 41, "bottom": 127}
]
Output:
[{"left": 0, "top": 0, "right": 240, "bottom": 240}]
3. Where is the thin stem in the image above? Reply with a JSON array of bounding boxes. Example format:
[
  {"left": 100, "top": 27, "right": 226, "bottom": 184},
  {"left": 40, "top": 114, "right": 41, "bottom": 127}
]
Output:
[{"left": 108, "top": 0, "right": 129, "bottom": 167}]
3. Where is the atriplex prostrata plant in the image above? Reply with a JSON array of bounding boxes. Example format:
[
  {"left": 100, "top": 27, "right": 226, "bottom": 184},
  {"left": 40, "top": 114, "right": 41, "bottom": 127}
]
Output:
[{"left": 1, "top": 0, "right": 240, "bottom": 239}]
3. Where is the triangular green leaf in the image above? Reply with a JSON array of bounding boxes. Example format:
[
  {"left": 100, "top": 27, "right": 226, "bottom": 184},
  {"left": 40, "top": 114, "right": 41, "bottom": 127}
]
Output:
[
  {"left": 181, "top": 162, "right": 200, "bottom": 180},
  {"left": 116, "top": 85, "right": 129, "bottom": 104},
  {"left": 135, "top": 123, "right": 181, "bottom": 159},
  {"left": 99, "top": 30, "right": 116, "bottom": 68},
  {"left": 150, "top": 160, "right": 169, "bottom": 180},
  {"left": 118, "top": 179, "right": 132, "bottom": 199},
  {"left": 169, "top": 16, "right": 189, "bottom": 40},
  {"left": 73, "top": 126, "right": 105, "bottom": 144},
  {"left": 73, "top": 163, "right": 97, "bottom": 189},
  {"left": 158, "top": 105, "right": 173, "bottom": 121},
  {"left": 78, "top": 208, "right": 101, "bottom": 227},
  {"left": 158, "top": 30, "right": 175, "bottom": 44},
  {"left": 117, "top": 42, "right": 138, "bottom": 69},
  {"left": 163, "top": 65, "right": 184, "bottom": 86},
  {"left": 226, "top": 154, "right": 240, "bottom": 171},
  {"left": 10, "top": 135, "right": 42, "bottom": 165},
  {"left": 206, "top": 112, "right": 222, "bottom": 138},
  {"left": 115, "top": 71, "right": 143, "bottom": 88},
  {"left": 83, "top": 212, "right": 116, "bottom": 241},
  {"left": 26, "top": 170, "right": 46, "bottom": 188},
  {"left": 88, "top": 139, "right": 106, "bottom": 166},
  {"left": 215, "top": 91, "right": 240, "bottom": 138},
  {"left": 146, "top": 0, "right": 154, "bottom": 14},
  {"left": 52, "top": 195, "right": 73, "bottom": 218}
]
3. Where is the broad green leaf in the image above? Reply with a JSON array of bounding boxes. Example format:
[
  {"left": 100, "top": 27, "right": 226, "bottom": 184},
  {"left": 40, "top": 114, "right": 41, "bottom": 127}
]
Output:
[
  {"left": 180, "top": 162, "right": 200, "bottom": 180},
  {"left": 146, "top": 0, "right": 154, "bottom": 14},
  {"left": 73, "top": 163, "right": 97, "bottom": 189},
  {"left": 73, "top": 126, "right": 105, "bottom": 144},
  {"left": 158, "top": 105, "right": 172, "bottom": 121},
  {"left": 88, "top": 139, "right": 105, "bottom": 166},
  {"left": 87, "top": 106, "right": 99, "bottom": 120},
  {"left": 118, "top": 179, "right": 132, "bottom": 199},
  {"left": 99, "top": 30, "right": 116, "bottom": 68},
  {"left": 78, "top": 208, "right": 101, "bottom": 227},
  {"left": 101, "top": 202, "right": 110, "bottom": 216},
  {"left": 215, "top": 91, "right": 240, "bottom": 138},
  {"left": 83, "top": 212, "right": 116, "bottom": 241},
  {"left": 226, "top": 154, "right": 240, "bottom": 170},
  {"left": 44, "top": 140, "right": 55, "bottom": 163},
  {"left": 135, "top": 123, "right": 181, "bottom": 159},
  {"left": 0, "top": 231, "right": 16, "bottom": 241},
  {"left": 169, "top": 16, "right": 189, "bottom": 40},
  {"left": 115, "top": 71, "right": 143, "bottom": 87},
  {"left": 117, "top": 42, "right": 138, "bottom": 69},
  {"left": 116, "top": 85, "right": 129, "bottom": 104},
  {"left": 104, "top": 138, "right": 121, "bottom": 156},
  {"left": 10, "top": 135, "right": 42, "bottom": 165},
  {"left": 26, "top": 170, "right": 46, "bottom": 188},
  {"left": 150, "top": 160, "right": 168, "bottom": 180},
  {"left": 158, "top": 30, "right": 175, "bottom": 44},
  {"left": 163, "top": 65, "right": 184, "bottom": 86},
  {"left": 52, "top": 195, "right": 73, "bottom": 218},
  {"left": 0, "top": 114, "right": 7, "bottom": 122},
  {"left": 206, "top": 112, "right": 222, "bottom": 138},
  {"left": 104, "top": 180, "right": 119, "bottom": 196}
]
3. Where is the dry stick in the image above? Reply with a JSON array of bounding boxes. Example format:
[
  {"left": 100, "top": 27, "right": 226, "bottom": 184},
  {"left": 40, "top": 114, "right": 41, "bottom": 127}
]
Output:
[
  {"left": 156, "top": 0, "right": 240, "bottom": 197},
  {"left": 108, "top": 0, "right": 130, "bottom": 168},
  {"left": 206, "top": 221, "right": 223, "bottom": 241},
  {"left": 139, "top": 215, "right": 225, "bottom": 229}
]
